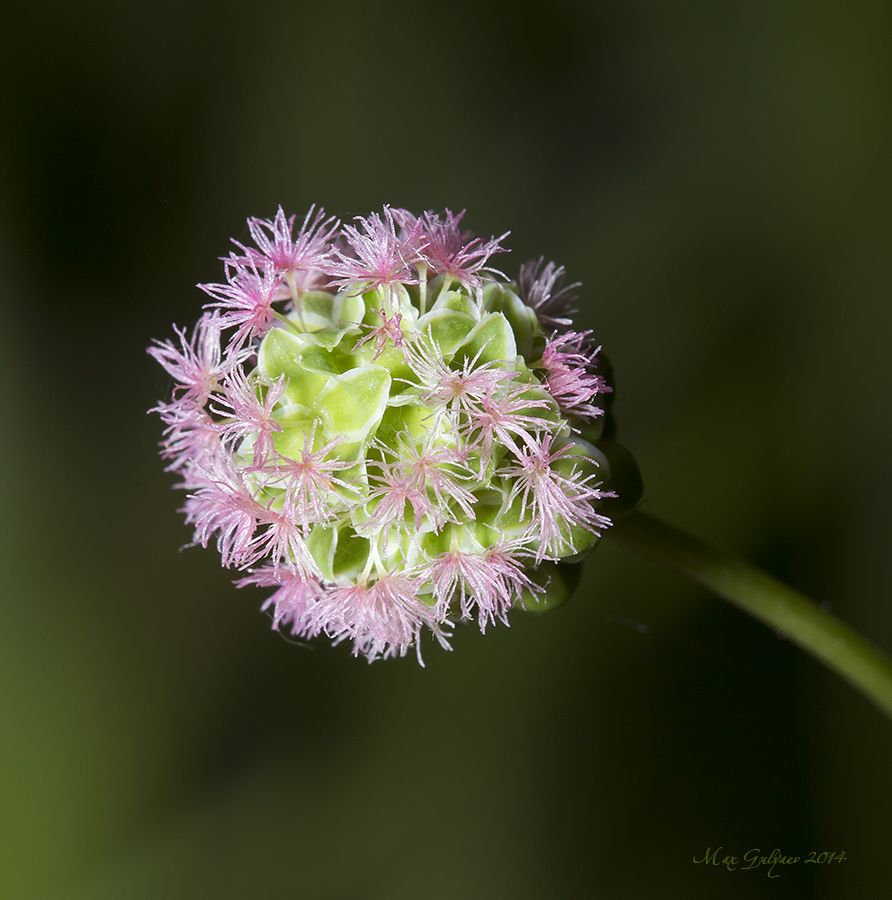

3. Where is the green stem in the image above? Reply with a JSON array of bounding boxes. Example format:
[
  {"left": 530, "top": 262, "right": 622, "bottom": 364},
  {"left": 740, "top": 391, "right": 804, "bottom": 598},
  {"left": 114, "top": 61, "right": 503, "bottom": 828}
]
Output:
[{"left": 606, "top": 509, "right": 892, "bottom": 720}]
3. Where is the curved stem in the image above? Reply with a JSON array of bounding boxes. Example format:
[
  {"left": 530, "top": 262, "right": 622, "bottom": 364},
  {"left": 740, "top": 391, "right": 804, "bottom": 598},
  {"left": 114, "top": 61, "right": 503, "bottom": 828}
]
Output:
[{"left": 606, "top": 509, "right": 892, "bottom": 721}]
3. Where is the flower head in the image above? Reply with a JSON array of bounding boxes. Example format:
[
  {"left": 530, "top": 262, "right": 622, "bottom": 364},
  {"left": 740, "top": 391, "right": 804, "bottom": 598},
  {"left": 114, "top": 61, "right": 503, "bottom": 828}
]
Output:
[{"left": 150, "top": 206, "right": 618, "bottom": 662}]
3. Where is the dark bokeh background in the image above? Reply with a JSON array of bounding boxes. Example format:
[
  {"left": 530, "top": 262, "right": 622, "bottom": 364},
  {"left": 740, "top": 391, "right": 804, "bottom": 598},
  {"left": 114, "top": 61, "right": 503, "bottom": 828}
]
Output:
[{"left": 2, "top": 1, "right": 892, "bottom": 897}]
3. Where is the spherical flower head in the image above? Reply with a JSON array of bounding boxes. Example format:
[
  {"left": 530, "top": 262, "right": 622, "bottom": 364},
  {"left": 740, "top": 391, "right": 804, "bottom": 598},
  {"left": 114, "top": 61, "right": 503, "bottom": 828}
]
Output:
[{"left": 150, "top": 206, "right": 632, "bottom": 663}]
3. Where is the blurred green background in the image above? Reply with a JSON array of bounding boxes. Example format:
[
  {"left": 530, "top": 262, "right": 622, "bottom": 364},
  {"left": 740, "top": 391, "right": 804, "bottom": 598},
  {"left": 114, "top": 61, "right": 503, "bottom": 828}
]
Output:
[{"left": 2, "top": 0, "right": 892, "bottom": 897}]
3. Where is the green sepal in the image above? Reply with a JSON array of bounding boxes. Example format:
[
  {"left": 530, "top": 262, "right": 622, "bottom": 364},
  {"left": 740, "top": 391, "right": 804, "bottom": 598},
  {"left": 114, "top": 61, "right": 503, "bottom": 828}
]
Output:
[
  {"left": 295, "top": 344, "right": 356, "bottom": 376},
  {"left": 299, "top": 330, "right": 355, "bottom": 351},
  {"left": 514, "top": 384, "right": 564, "bottom": 430},
  {"left": 296, "top": 291, "right": 339, "bottom": 331},
  {"left": 520, "top": 560, "right": 584, "bottom": 612},
  {"left": 415, "top": 309, "right": 477, "bottom": 356},
  {"left": 419, "top": 525, "right": 454, "bottom": 558},
  {"left": 593, "top": 438, "right": 645, "bottom": 520},
  {"left": 474, "top": 491, "right": 525, "bottom": 545},
  {"left": 576, "top": 412, "right": 607, "bottom": 445},
  {"left": 316, "top": 365, "right": 392, "bottom": 443},
  {"left": 257, "top": 328, "right": 304, "bottom": 380},
  {"left": 551, "top": 436, "right": 605, "bottom": 483},
  {"left": 273, "top": 418, "right": 321, "bottom": 460},
  {"left": 559, "top": 528, "right": 600, "bottom": 561},
  {"left": 258, "top": 328, "right": 352, "bottom": 409},
  {"left": 455, "top": 312, "right": 517, "bottom": 366},
  {"left": 333, "top": 290, "right": 365, "bottom": 326},
  {"left": 430, "top": 286, "right": 480, "bottom": 321},
  {"left": 359, "top": 285, "right": 420, "bottom": 328},
  {"left": 307, "top": 526, "right": 337, "bottom": 580},
  {"left": 482, "top": 284, "right": 544, "bottom": 362},
  {"left": 260, "top": 346, "right": 324, "bottom": 411},
  {"left": 331, "top": 528, "right": 370, "bottom": 580},
  {"left": 376, "top": 400, "right": 438, "bottom": 446}
]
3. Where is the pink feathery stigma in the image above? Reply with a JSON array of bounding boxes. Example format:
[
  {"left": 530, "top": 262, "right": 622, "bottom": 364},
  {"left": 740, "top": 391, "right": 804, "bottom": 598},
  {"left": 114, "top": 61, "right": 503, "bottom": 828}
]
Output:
[
  {"left": 147, "top": 313, "right": 229, "bottom": 405},
  {"left": 233, "top": 204, "right": 339, "bottom": 298},
  {"left": 318, "top": 576, "right": 448, "bottom": 664},
  {"left": 255, "top": 424, "right": 357, "bottom": 529},
  {"left": 459, "top": 381, "right": 551, "bottom": 471},
  {"left": 199, "top": 258, "right": 284, "bottom": 351},
  {"left": 239, "top": 566, "right": 324, "bottom": 636},
  {"left": 498, "top": 434, "right": 613, "bottom": 563},
  {"left": 252, "top": 507, "right": 320, "bottom": 578},
  {"left": 517, "top": 257, "right": 580, "bottom": 331},
  {"left": 212, "top": 369, "right": 287, "bottom": 466},
  {"left": 353, "top": 306, "right": 405, "bottom": 359},
  {"left": 369, "top": 432, "right": 477, "bottom": 529},
  {"left": 538, "top": 331, "right": 611, "bottom": 421},
  {"left": 421, "top": 540, "right": 539, "bottom": 631},
  {"left": 402, "top": 333, "right": 518, "bottom": 429},
  {"left": 362, "top": 460, "right": 435, "bottom": 539},
  {"left": 414, "top": 208, "right": 510, "bottom": 292},
  {"left": 393, "top": 435, "right": 477, "bottom": 522},
  {"left": 330, "top": 206, "right": 428, "bottom": 299},
  {"left": 152, "top": 400, "right": 223, "bottom": 475},
  {"left": 182, "top": 460, "right": 267, "bottom": 570},
  {"left": 389, "top": 208, "right": 428, "bottom": 273}
]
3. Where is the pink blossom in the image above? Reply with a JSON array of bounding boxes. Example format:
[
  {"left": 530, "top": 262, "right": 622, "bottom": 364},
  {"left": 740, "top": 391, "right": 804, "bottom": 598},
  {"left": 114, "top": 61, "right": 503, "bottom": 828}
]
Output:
[
  {"left": 402, "top": 333, "right": 518, "bottom": 429},
  {"left": 362, "top": 460, "right": 435, "bottom": 540},
  {"left": 152, "top": 398, "right": 223, "bottom": 476},
  {"left": 498, "top": 434, "right": 613, "bottom": 562},
  {"left": 459, "top": 381, "right": 551, "bottom": 470},
  {"left": 213, "top": 369, "right": 287, "bottom": 466},
  {"left": 393, "top": 433, "right": 477, "bottom": 521},
  {"left": 329, "top": 206, "right": 427, "bottom": 299},
  {"left": 366, "top": 432, "right": 477, "bottom": 531},
  {"left": 316, "top": 575, "right": 448, "bottom": 663},
  {"left": 395, "top": 208, "right": 509, "bottom": 299},
  {"left": 420, "top": 540, "right": 540, "bottom": 631},
  {"left": 517, "top": 257, "right": 580, "bottom": 331},
  {"left": 199, "top": 258, "right": 283, "bottom": 351},
  {"left": 538, "top": 331, "right": 611, "bottom": 421},
  {"left": 238, "top": 566, "right": 325, "bottom": 636},
  {"left": 252, "top": 422, "right": 357, "bottom": 529},
  {"left": 147, "top": 313, "right": 230, "bottom": 405},
  {"left": 252, "top": 507, "right": 320, "bottom": 578},
  {"left": 182, "top": 461, "right": 267, "bottom": 569},
  {"left": 237, "top": 204, "right": 339, "bottom": 296},
  {"left": 353, "top": 306, "right": 405, "bottom": 359}
]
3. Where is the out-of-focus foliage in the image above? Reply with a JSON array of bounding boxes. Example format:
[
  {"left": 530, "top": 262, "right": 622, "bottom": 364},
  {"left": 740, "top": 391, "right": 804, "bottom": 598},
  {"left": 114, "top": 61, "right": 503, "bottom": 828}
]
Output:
[{"left": 2, "top": 1, "right": 891, "bottom": 897}]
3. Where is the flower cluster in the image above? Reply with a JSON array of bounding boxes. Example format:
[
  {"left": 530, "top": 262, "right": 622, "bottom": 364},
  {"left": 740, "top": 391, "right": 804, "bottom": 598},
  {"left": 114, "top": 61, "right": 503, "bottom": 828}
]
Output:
[{"left": 150, "top": 206, "right": 615, "bottom": 662}]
